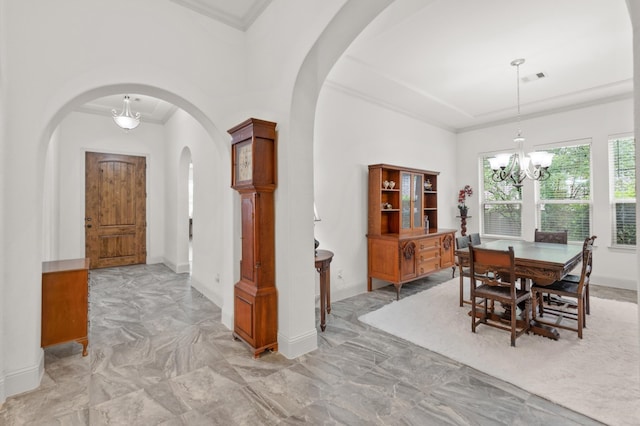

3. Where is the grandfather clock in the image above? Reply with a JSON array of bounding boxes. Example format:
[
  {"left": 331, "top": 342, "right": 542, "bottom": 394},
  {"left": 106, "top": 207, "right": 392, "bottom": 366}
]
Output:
[{"left": 229, "top": 118, "right": 278, "bottom": 357}]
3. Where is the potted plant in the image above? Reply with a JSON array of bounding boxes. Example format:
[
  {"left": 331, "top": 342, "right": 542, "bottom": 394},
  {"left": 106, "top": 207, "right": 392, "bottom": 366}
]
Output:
[{"left": 458, "top": 185, "right": 473, "bottom": 217}]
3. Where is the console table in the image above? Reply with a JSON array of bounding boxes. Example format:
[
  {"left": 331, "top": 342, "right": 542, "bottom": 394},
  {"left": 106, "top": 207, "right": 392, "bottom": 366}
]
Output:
[
  {"left": 315, "top": 249, "right": 334, "bottom": 331},
  {"left": 41, "top": 258, "right": 90, "bottom": 356}
]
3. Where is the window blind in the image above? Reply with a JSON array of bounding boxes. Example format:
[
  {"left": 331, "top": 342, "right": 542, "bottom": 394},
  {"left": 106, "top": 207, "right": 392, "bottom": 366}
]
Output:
[
  {"left": 609, "top": 136, "right": 635, "bottom": 246},
  {"left": 537, "top": 143, "right": 591, "bottom": 241}
]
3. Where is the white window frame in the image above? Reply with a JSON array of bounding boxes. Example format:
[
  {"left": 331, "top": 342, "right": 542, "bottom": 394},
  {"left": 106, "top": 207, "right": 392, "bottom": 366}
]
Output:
[
  {"left": 479, "top": 152, "right": 523, "bottom": 239},
  {"left": 608, "top": 134, "right": 635, "bottom": 248},
  {"left": 535, "top": 139, "right": 593, "bottom": 243}
]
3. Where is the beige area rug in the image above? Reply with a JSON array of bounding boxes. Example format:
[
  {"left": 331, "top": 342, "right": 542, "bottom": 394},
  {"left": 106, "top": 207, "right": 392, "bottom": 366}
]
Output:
[{"left": 359, "top": 277, "right": 640, "bottom": 426}]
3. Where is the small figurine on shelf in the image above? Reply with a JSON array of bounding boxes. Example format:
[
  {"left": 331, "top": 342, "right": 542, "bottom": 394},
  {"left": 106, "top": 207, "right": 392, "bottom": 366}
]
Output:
[{"left": 424, "top": 179, "right": 433, "bottom": 191}]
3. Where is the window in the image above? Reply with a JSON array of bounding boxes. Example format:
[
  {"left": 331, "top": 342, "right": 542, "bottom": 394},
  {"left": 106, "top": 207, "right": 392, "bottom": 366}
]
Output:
[
  {"left": 537, "top": 142, "right": 591, "bottom": 242},
  {"left": 481, "top": 155, "right": 522, "bottom": 237},
  {"left": 609, "top": 136, "right": 635, "bottom": 247}
]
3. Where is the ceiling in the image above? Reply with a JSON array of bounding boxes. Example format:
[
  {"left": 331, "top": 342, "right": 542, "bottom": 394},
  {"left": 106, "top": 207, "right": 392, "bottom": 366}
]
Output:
[{"left": 82, "top": 0, "right": 633, "bottom": 133}]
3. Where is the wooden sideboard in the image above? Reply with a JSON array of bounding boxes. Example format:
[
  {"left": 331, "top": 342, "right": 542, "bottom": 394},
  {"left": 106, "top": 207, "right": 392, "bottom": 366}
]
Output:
[
  {"left": 368, "top": 231, "right": 455, "bottom": 299},
  {"left": 367, "top": 164, "right": 455, "bottom": 298},
  {"left": 41, "top": 258, "right": 90, "bottom": 356}
]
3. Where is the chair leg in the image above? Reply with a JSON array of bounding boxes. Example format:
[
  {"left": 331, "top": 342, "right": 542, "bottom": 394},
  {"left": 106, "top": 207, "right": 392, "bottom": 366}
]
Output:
[
  {"left": 510, "top": 302, "right": 516, "bottom": 347},
  {"left": 538, "top": 291, "right": 545, "bottom": 318},
  {"left": 523, "top": 297, "right": 530, "bottom": 335},
  {"left": 471, "top": 293, "right": 477, "bottom": 333},
  {"left": 531, "top": 290, "right": 541, "bottom": 320},
  {"left": 483, "top": 299, "right": 488, "bottom": 324},
  {"left": 577, "top": 298, "right": 584, "bottom": 339},
  {"left": 452, "top": 265, "right": 456, "bottom": 278},
  {"left": 585, "top": 284, "right": 590, "bottom": 315}
]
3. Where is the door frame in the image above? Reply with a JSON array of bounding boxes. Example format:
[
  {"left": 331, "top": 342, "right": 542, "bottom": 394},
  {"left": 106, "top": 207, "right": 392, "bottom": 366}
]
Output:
[{"left": 83, "top": 148, "right": 151, "bottom": 266}]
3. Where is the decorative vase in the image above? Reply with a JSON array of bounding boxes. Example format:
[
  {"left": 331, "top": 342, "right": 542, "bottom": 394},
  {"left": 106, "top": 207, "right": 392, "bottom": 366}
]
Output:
[
  {"left": 459, "top": 206, "right": 468, "bottom": 217},
  {"left": 389, "top": 180, "right": 395, "bottom": 189}
]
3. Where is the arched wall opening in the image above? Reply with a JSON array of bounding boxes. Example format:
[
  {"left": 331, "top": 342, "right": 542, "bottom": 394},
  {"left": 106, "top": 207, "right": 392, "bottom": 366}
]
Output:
[{"left": 38, "top": 83, "right": 236, "bottom": 340}]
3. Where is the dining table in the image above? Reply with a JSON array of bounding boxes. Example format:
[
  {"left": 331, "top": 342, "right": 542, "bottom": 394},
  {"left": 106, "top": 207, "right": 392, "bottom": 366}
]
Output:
[{"left": 456, "top": 239, "right": 583, "bottom": 339}]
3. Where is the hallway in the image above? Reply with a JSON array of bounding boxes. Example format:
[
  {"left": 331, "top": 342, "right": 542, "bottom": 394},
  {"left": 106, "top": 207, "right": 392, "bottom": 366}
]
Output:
[{"left": 0, "top": 264, "right": 623, "bottom": 424}]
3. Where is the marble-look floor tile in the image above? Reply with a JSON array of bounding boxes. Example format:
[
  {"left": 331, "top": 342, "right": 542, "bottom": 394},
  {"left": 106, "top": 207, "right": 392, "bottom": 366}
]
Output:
[
  {"left": 0, "top": 265, "right": 624, "bottom": 425},
  {"left": 167, "top": 365, "right": 244, "bottom": 411},
  {"left": 246, "top": 364, "right": 333, "bottom": 418},
  {"left": 90, "top": 389, "right": 175, "bottom": 425}
]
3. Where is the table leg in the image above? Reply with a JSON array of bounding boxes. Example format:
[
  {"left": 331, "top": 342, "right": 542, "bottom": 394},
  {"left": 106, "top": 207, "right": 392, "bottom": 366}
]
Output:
[
  {"left": 317, "top": 262, "right": 330, "bottom": 331},
  {"left": 326, "top": 277, "right": 331, "bottom": 314}
]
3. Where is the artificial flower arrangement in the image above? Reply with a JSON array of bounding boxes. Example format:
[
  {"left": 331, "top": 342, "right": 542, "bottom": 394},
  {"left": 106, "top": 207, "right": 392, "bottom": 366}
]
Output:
[{"left": 458, "top": 185, "right": 473, "bottom": 214}]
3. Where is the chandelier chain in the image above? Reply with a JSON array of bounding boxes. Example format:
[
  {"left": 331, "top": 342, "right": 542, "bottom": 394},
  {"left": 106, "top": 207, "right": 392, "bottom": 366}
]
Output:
[
  {"left": 516, "top": 61, "right": 521, "bottom": 138},
  {"left": 488, "top": 58, "right": 554, "bottom": 187}
]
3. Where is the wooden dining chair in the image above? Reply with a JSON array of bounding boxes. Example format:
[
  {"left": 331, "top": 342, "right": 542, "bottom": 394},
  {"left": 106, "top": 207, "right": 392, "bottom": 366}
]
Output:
[
  {"left": 470, "top": 245, "right": 531, "bottom": 347},
  {"left": 561, "top": 236, "right": 597, "bottom": 315},
  {"left": 534, "top": 229, "right": 568, "bottom": 304},
  {"left": 534, "top": 228, "right": 568, "bottom": 244},
  {"left": 531, "top": 236, "right": 596, "bottom": 339},
  {"left": 455, "top": 235, "right": 471, "bottom": 306}
]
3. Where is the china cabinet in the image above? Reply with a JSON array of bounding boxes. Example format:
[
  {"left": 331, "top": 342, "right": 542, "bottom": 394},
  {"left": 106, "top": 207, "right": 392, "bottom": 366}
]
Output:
[{"left": 367, "top": 164, "right": 455, "bottom": 299}]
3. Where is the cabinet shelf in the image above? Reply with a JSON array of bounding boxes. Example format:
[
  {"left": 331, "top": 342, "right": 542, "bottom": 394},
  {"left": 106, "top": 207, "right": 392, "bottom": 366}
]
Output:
[{"left": 367, "top": 164, "right": 455, "bottom": 299}]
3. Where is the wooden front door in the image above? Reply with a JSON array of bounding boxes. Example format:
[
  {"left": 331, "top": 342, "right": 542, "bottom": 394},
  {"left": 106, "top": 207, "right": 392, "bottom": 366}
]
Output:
[{"left": 85, "top": 152, "right": 147, "bottom": 268}]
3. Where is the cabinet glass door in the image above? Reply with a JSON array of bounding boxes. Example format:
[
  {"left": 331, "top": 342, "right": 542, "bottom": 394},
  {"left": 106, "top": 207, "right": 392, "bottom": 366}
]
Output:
[
  {"left": 413, "top": 174, "right": 423, "bottom": 229},
  {"left": 401, "top": 173, "right": 411, "bottom": 229}
]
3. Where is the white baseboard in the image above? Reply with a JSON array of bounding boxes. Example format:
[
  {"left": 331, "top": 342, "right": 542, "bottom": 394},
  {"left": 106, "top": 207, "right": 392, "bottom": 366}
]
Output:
[
  {"left": 591, "top": 275, "right": 637, "bottom": 291},
  {"left": 175, "top": 263, "right": 191, "bottom": 274},
  {"left": 190, "top": 276, "right": 223, "bottom": 307},
  {"left": 161, "top": 259, "right": 191, "bottom": 274},
  {"left": 163, "top": 259, "right": 177, "bottom": 272},
  {"left": 0, "top": 375, "right": 5, "bottom": 405},
  {"left": 277, "top": 328, "right": 318, "bottom": 359},
  {"left": 2, "top": 349, "right": 44, "bottom": 401},
  {"left": 221, "top": 307, "right": 233, "bottom": 330}
]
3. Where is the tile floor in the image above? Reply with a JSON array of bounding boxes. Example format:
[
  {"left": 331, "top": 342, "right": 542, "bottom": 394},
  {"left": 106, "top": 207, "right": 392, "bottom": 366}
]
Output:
[{"left": 0, "top": 264, "right": 635, "bottom": 425}]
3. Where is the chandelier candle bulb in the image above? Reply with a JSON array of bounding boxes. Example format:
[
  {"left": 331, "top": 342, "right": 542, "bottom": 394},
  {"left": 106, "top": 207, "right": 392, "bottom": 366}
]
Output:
[{"left": 488, "top": 58, "right": 553, "bottom": 187}]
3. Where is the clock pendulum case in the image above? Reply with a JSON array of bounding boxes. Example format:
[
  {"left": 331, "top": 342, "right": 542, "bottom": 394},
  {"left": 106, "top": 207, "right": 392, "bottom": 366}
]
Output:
[{"left": 229, "top": 118, "right": 278, "bottom": 357}]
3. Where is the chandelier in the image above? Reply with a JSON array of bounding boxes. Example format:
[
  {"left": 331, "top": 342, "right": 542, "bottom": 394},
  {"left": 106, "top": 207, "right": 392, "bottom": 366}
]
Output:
[
  {"left": 112, "top": 95, "right": 141, "bottom": 130},
  {"left": 488, "top": 59, "right": 553, "bottom": 187}
]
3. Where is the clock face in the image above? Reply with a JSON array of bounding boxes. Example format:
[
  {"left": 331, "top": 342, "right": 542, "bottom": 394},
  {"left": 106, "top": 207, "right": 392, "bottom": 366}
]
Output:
[{"left": 236, "top": 141, "right": 253, "bottom": 183}]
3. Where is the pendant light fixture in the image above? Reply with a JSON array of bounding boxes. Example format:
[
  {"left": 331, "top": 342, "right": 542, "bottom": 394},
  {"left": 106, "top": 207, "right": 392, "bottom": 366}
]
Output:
[
  {"left": 488, "top": 59, "right": 554, "bottom": 187},
  {"left": 112, "top": 95, "right": 141, "bottom": 131}
]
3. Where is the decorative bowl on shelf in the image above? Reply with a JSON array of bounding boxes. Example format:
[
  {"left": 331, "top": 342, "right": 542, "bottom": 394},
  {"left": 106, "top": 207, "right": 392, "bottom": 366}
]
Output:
[
  {"left": 383, "top": 180, "right": 390, "bottom": 189},
  {"left": 389, "top": 181, "right": 395, "bottom": 189}
]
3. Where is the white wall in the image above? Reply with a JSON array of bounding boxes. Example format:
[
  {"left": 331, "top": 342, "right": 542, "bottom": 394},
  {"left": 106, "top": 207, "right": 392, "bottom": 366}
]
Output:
[
  {"left": 314, "top": 85, "right": 458, "bottom": 301},
  {"left": 163, "top": 109, "right": 233, "bottom": 311},
  {"left": 42, "top": 129, "right": 60, "bottom": 261},
  {"left": 457, "top": 98, "right": 636, "bottom": 290},
  {"left": 47, "top": 112, "right": 167, "bottom": 263}
]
